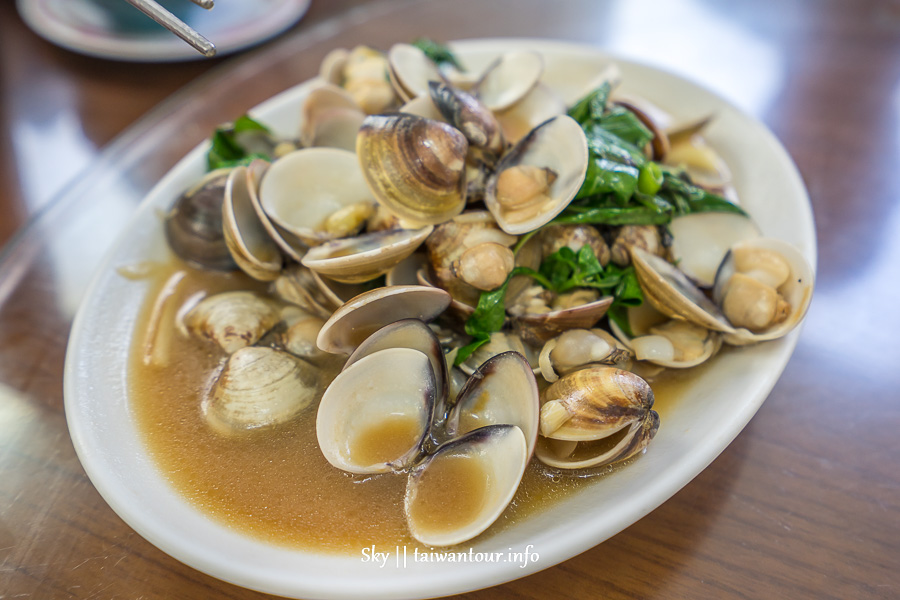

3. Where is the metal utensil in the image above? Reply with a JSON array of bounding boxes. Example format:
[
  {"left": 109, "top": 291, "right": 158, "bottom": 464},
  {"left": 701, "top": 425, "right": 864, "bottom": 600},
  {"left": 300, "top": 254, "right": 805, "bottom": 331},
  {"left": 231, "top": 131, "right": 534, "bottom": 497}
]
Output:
[{"left": 122, "top": 0, "right": 216, "bottom": 57}]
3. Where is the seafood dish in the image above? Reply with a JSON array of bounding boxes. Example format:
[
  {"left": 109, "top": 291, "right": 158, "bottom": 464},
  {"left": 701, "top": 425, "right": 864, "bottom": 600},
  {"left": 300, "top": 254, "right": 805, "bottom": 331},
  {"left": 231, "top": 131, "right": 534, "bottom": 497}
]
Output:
[{"left": 127, "top": 39, "right": 814, "bottom": 551}]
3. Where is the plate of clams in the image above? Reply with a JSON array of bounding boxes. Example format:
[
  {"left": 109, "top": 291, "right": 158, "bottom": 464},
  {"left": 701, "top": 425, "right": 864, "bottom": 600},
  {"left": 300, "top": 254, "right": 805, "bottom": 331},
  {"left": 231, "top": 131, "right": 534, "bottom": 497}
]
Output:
[{"left": 64, "top": 38, "right": 816, "bottom": 600}]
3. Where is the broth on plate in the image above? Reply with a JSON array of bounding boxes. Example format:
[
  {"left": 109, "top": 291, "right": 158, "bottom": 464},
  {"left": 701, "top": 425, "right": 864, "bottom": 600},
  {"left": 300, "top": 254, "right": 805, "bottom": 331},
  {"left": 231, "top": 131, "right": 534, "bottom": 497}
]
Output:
[{"left": 128, "top": 258, "right": 694, "bottom": 553}]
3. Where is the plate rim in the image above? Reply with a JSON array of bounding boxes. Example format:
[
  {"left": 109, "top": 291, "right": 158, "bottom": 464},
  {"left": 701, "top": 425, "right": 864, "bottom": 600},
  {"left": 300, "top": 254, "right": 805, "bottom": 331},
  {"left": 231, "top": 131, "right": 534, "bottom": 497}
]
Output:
[{"left": 64, "top": 37, "right": 816, "bottom": 600}]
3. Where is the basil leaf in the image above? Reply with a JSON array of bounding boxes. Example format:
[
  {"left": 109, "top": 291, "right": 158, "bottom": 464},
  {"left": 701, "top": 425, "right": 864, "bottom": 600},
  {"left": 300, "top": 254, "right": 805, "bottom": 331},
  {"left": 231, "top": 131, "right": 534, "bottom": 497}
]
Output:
[
  {"left": 412, "top": 37, "right": 465, "bottom": 71},
  {"left": 599, "top": 106, "right": 654, "bottom": 149},
  {"left": 567, "top": 82, "right": 611, "bottom": 124},
  {"left": 553, "top": 205, "right": 672, "bottom": 226},
  {"left": 206, "top": 114, "right": 274, "bottom": 171},
  {"left": 576, "top": 158, "right": 639, "bottom": 203}
]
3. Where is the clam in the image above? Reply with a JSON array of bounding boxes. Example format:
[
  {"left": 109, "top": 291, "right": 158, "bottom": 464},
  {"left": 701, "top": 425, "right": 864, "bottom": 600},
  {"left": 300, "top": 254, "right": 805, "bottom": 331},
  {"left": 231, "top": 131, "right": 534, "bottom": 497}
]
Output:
[
  {"left": 608, "top": 302, "right": 721, "bottom": 369},
  {"left": 713, "top": 238, "right": 814, "bottom": 345},
  {"left": 451, "top": 242, "right": 515, "bottom": 292},
  {"left": 538, "top": 328, "right": 632, "bottom": 383},
  {"left": 425, "top": 211, "right": 517, "bottom": 306},
  {"left": 317, "top": 347, "right": 435, "bottom": 474},
  {"left": 259, "top": 148, "right": 376, "bottom": 246},
  {"left": 272, "top": 265, "right": 337, "bottom": 319},
  {"left": 484, "top": 116, "right": 588, "bottom": 235},
  {"left": 495, "top": 83, "right": 566, "bottom": 144},
  {"left": 205, "top": 346, "right": 318, "bottom": 434},
  {"left": 540, "top": 224, "right": 610, "bottom": 266},
  {"left": 278, "top": 305, "right": 329, "bottom": 362},
  {"left": 667, "top": 212, "right": 760, "bottom": 287},
  {"left": 405, "top": 424, "right": 528, "bottom": 547},
  {"left": 299, "top": 84, "right": 366, "bottom": 151},
  {"left": 164, "top": 169, "right": 235, "bottom": 271},
  {"left": 446, "top": 351, "right": 539, "bottom": 456},
  {"left": 316, "top": 285, "right": 451, "bottom": 354},
  {"left": 386, "top": 252, "right": 427, "bottom": 286},
  {"left": 630, "top": 246, "right": 735, "bottom": 333},
  {"left": 666, "top": 128, "right": 732, "bottom": 191},
  {"left": 458, "top": 331, "right": 537, "bottom": 376},
  {"left": 341, "top": 46, "right": 397, "bottom": 114},
  {"left": 511, "top": 296, "right": 614, "bottom": 346},
  {"left": 535, "top": 366, "right": 659, "bottom": 469},
  {"left": 310, "top": 271, "right": 373, "bottom": 307},
  {"left": 300, "top": 226, "right": 433, "bottom": 284},
  {"left": 244, "top": 159, "right": 308, "bottom": 263},
  {"left": 428, "top": 81, "right": 504, "bottom": 156},
  {"left": 399, "top": 94, "right": 445, "bottom": 121},
  {"left": 357, "top": 113, "right": 469, "bottom": 225},
  {"left": 609, "top": 225, "right": 663, "bottom": 267},
  {"left": 474, "top": 51, "right": 543, "bottom": 111},
  {"left": 387, "top": 43, "right": 444, "bottom": 102},
  {"left": 344, "top": 319, "right": 449, "bottom": 420},
  {"left": 319, "top": 47, "right": 349, "bottom": 85},
  {"left": 184, "top": 291, "right": 281, "bottom": 354},
  {"left": 222, "top": 165, "right": 282, "bottom": 281}
]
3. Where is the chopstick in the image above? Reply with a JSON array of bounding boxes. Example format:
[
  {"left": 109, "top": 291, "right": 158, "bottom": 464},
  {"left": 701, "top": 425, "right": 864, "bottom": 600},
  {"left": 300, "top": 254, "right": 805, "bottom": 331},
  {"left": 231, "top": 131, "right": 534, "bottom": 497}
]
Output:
[{"left": 122, "top": 0, "right": 217, "bottom": 57}]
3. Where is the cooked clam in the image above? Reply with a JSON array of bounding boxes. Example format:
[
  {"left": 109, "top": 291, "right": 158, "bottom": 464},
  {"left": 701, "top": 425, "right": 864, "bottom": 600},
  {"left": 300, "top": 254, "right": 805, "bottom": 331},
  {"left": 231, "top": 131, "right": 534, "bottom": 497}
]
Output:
[
  {"left": 317, "top": 347, "right": 435, "bottom": 473},
  {"left": 300, "top": 226, "right": 433, "bottom": 284},
  {"left": 713, "top": 238, "right": 814, "bottom": 345},
  {"left": 164, "top": 169, "right": 235, "bottom": 271},
  {"left": 428, "top": 81, "right": 504, "bottom": 156},
  {"left": 387, "top": 43, "right": 444, "bottom": 102},
  {"left": 184, "top": 291, "right": 280, "bottom": 354},
  {"left": 609, "top": 225, "right": 663, "bottom": 267},
  {"left": 484, "top": 116, "right": 588, "bottom": 234},
  {"left": 405, "top": 424, "right": 528, "bottom": 547},
  {"left": 259, "top": 148, "right": 376, "bottom": 246},
  {"left": 205, "top": 346, "right": 318, "bottom": 434},
  {"left": 222, "top": 165, "right": 282, "bottom": 281},
  {"left": 668, "top": 212, "right": 760, "bottom": 287},
  {"left": 538, "top": 328, "right": 632, "bottom": 383},
  {"left": 495, "top": 83, "right": 566, "bottom": 144},
  {"left": 316, "top": 285, "right": 451, "bottom": 354},
  {"left": 446, "top": 351, "right": 539, "bottom": 456},
  {"left": 474, "top": 51, "right": 543, "bottom": 111},
  {"left": 630, "top": 246, "right": 735, "bottom": 333},
  {"left": 357, "top": 113, "right": 469, "bottom": 225},
  {"left": 511, "top": 296, "right": 614, "bottom": 346},
  {"left": 299, "top": 84, "right": 366, "bottom": 151},
  {"left": 535, "top": 366, "right": 659, "bottom": 469}
]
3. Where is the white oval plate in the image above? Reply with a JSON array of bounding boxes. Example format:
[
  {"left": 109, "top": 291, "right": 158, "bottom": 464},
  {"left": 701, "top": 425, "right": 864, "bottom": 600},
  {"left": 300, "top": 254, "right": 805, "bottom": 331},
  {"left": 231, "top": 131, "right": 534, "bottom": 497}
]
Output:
[{"left": 64, "top": 39, "right": 816, "bottom": 600}]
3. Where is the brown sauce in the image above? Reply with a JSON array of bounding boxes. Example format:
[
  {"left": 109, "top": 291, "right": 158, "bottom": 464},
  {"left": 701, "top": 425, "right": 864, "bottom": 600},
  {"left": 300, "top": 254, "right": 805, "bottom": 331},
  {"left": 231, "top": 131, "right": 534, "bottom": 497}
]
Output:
[
  {"left": 350, "top": 415, "right": 424, "bottom": 467},
  {"left": 128, "top": 258, "right": 699, "bottom": 554},
  {"left": 407, "top": 455, "right": 488, "bottom": 535}
]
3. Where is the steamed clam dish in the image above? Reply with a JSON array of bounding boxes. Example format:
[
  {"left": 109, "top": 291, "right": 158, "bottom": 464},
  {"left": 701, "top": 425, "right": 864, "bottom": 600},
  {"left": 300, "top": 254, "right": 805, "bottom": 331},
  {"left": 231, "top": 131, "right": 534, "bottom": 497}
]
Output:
[{"left": 140, "top": 39, "right": 813, "bottom": 549}]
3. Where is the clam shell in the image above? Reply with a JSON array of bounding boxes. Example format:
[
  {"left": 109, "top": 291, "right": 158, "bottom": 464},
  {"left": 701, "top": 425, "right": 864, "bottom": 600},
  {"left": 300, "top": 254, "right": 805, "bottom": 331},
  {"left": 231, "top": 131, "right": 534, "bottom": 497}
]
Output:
[
  {"left": 538, "top": 366, "right": 654, "bottom": 442},
  {"left": 608, "top": 303, "right": 721, "bottom": 369},
  {"left": 668, "top": 212, "right": 760, "bottom": 288},
  {"left": 164, "top": 169, "right": 235, "bottom": 271},
  {"left": 317, "top": 347, "right": 435, "bottom": 474},
  {"left": 300, "top": 226, "right": 433, "bottom": 284},
  {"left": 446, "top": 351, "right": 539, "bottom": 457},
  {"left": 272, "top": 265, "right": 337, "bottom": 320},
  {"left": 387, "top": 43, "right": 443, "bottom": 101},
  {"left": 513, "top": 296, "right": 613, "bottom": 346},
  {"left": 630, "top": 246, "right": 735, "bottom": 333},
  {"left": 428, "top": 81, "right": 503, "bottom": 154},
  {"left": 357, "top": 113, "right": 468, "bottom": 225},
  {"left": 222, "top": 165, "right": 282, "bottom": 281},
  {"left": 713, "top": 238, "right": 814, "bottom": 346},
  {"left": 474, "top": 51, "right": 543, "bottom": 111},
  {"left": 205, "top": 346, "right": 318, "bottom": 434},
  {"left": 484, "top": 115, "right": 589, "bottom": 235},
  {"left": 345, "top": 319, "right": 449, "bottom": 422},
  {"left": 316, "top": 285, "right": 451, "bottom": 354},
  {"left": 244, "top": 160, "right": 308, "bottom": 263},
  {"left": 535, "top": 410, "right": 658, "bottom": 470},
  {"left": 299, "top": 84, "right": 366, "bottom": 151},
  {"left": 405, "top": 424, "right": 527, "bottom": 547},
  {"left": 259, "top": 148, "right": 376, "bottom": 246},
  {"left": 184, "top": 291, "right": 280, "bottom": 354},
  {"left": 496, "top": 83, "right": 566, "bottom": 144}
]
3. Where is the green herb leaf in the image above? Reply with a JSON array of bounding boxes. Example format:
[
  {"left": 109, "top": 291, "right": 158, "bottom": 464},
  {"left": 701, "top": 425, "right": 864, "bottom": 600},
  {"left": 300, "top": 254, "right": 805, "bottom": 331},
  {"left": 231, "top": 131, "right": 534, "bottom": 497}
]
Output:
[
  {"left": 567, "top": 82, "right": 611, "bottom": 123},
  {"left": 598, "top": 106, "right": 654, "bottom": 149},
  {"left": 575, "top": 158, "right": 639, "bottom": 203},
  {"left": 206, "top": 115, "right": 274, "bottom": 171},
  {"left": 412, "top": 37, "right": 465, "bottom": 71}
]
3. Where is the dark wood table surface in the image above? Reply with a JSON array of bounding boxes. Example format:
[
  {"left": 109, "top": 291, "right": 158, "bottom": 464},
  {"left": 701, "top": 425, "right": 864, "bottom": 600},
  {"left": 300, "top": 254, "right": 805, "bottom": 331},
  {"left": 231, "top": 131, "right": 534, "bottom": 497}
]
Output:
[{"left": 1, "top": 0, "right": 898, "bottom": 598}]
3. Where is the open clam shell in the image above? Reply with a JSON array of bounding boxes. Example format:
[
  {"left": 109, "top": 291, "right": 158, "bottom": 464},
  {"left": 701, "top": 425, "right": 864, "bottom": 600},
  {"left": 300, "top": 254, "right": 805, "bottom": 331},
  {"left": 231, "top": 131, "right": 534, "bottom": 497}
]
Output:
[
  {"left": 484, "top": 115, "right": 588, "bottom": 235},
  {"left": 495, "top": 83, "right": 566, "bottom": 144},
  {"left": 428, "top": 81, "right": 504, "bottom": 155},
  {"left": 317, "top": 347, "right": 435, "bottom": 474},
  {"left": 222, "top": 165, "right": 282, "bottom": 282},
  {"left": 608, "top": 302, "right": 721, "bottom": 369},
  {"left": 668, "top": 212, "right": 760, "bottom": 287},
  {"left": 405, "top": 424, "right": 527, "bottom": 547},
  {"left": 387, "top": 43, "right": 445, "bottom": 102},
  {"left": 259, "top": 148, "right": 376, "bottom": 246},
  {"left": 299, "top": 84, "right": 366, "bottom": 151},
  {"left": 243, "top": 160, "right": 308, "bottom": 263},
  {"left": 535, "top": 411, "right": 658, "bottom": 470},
  {"left": 446, "top": 351, "right": 539, "bottom": 457},
  {"left": 474, "top": 51, "right": 543, "bottom": 111},
  {"left": 164, "top": 168, "right": 236, "bottom": 271},
  {"left": 537, "top": 328, "right": 632, "bottom": 383},
  {"left": 712, "top": 238, "right": 814, "bottom": 346},
  {"left": 300, "top": 226, "right": 433, "bottom": 284},
  {"left": 344, "top": 319, "right": 449, "bottom": 421},
  {"left": 316, "top": 285, "right": 451, "bottom": 354},
  {"left": 630, "top": 246, "right": 735, "bottom": 333},
  {"left": 357, "top": 113, "right": 469, "bottom": 225},
  {"left": 512, "top": 296, "right": 614, "bottom": 346},
  {"left": 205, "top": 346, "right": 318, "bottom": 434}
]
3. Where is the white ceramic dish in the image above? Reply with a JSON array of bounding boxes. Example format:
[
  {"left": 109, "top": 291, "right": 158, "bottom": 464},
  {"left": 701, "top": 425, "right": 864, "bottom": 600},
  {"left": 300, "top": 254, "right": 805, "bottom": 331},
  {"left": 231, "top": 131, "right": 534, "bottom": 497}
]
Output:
[{"left": 64, "top": 39, "right": 816, "bottom": 600}]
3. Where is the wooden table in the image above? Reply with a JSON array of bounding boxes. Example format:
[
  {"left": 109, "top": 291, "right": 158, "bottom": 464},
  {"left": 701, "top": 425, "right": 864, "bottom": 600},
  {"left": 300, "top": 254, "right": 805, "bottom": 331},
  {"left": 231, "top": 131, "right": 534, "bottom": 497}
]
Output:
[{"left": 1, "top": 0, "right": 898, "bottom": 598}]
